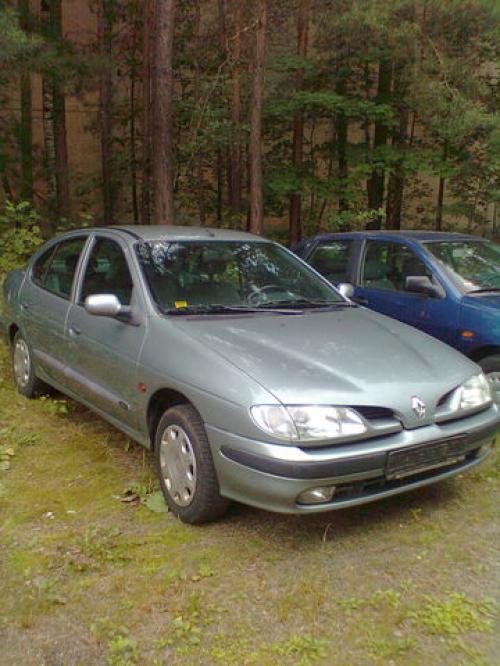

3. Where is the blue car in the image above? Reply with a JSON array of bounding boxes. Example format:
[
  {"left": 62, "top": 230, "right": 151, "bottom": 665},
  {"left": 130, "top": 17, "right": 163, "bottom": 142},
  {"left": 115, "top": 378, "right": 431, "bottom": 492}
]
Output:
[{"left": 294, "top": 231, "right": 500, "bottom": 402}]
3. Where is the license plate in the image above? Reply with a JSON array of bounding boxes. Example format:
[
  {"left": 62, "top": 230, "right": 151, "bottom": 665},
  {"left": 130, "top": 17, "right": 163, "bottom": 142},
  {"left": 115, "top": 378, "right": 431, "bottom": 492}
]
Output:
[{"left": 386, "top": 436, "right": 469, "bottom": 480}]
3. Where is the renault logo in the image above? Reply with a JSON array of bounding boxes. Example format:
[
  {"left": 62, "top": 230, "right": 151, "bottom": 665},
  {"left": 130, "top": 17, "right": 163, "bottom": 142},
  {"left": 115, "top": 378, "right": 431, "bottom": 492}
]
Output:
[{"left": 412, "top": 396, "right": 426, "bottom": 419}]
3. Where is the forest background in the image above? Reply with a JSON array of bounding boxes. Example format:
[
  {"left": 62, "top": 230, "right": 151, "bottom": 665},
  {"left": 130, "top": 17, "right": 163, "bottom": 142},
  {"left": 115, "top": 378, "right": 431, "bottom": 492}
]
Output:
[{"left": 0, "top": 0, "right": 499, "bottom": 271}]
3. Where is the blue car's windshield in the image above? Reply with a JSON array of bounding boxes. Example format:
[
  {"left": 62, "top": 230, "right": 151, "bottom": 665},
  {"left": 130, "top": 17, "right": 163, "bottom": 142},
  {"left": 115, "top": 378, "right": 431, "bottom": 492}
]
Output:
[
  {"left": 136, "top": 240, "right": 344, "bottom": 313},
  {"left": 424, "top": 240, "right": 500, "bottom": 293}
]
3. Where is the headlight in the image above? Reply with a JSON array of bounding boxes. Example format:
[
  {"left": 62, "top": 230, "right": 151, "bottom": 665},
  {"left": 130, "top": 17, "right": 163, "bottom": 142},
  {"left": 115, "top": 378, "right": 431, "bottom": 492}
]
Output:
[
  {"left": 458, "top": 373, "right": 492, "bottom": 411},
  {"left": 250, "top": 404, "right": 367, "bottom": 441}
]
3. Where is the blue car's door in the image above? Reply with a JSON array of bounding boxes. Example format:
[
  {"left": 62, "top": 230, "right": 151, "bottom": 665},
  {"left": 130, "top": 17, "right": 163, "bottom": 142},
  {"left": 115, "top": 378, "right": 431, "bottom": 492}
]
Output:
[{"left": 354, "top": 239, "right": 459, "bottom": 346}]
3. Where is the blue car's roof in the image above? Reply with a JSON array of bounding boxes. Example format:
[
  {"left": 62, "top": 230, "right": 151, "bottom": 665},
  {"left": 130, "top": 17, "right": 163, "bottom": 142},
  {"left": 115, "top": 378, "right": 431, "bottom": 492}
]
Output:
[{"left": 309, "top": 230, "right": 482, "bottom": 243}]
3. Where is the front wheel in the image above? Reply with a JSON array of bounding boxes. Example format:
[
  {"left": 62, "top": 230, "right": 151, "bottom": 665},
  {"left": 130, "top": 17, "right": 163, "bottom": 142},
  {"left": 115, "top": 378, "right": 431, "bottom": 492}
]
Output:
[
  {"left": 12, "top": 332, "right": 48, "bottom": 398},
  {"left": 154, "top": 404, "right": 229, "bottom": 524},
  {"left": 479, "top": 354, "right": 500, "bottom": 404}
]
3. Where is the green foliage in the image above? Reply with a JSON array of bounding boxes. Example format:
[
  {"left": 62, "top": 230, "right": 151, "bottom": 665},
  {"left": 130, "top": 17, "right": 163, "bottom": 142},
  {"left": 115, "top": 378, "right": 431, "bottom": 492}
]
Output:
[
  {"left": 0, "top": 201, "right": 44, "bottom": 277},
  {"left": 410, "top": 593, "right": 496, "bottom": 636}
]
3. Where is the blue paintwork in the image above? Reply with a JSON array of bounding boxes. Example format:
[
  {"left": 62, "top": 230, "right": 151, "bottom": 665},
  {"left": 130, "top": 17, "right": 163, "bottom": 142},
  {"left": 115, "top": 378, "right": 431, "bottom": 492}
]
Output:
[{"left": 294, "top": 231, "right": 500, "bottom": 366}]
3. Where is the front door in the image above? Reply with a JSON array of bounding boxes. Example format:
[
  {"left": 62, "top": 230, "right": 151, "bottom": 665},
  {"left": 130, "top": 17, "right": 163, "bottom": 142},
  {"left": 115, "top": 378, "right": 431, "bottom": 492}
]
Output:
[
  {"left": 355, "top": 240, "right": 458, "bottom": 345},
  {"left": 65, "top": 236, "right": 147, "bottom": 429}
]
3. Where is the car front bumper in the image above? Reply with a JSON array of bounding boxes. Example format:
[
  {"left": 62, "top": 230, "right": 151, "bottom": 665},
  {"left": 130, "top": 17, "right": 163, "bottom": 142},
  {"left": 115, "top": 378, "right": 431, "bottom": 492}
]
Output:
[{"left": 206, "top": 404, "right": 499, "bottom": 514}]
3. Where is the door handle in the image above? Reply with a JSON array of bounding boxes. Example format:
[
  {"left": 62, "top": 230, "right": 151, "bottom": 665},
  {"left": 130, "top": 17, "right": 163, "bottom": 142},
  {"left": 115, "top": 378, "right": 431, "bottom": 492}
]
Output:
[
  {"left": 353, "top": 297, "right": 368, "bottom": 306},
  {"left": 68, "top": 325, "right": 81, "bottom": 337}
]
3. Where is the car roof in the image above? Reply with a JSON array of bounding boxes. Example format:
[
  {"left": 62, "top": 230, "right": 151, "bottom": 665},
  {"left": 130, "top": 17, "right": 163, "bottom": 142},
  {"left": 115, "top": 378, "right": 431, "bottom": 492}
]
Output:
[
  {"left": 104, "top": 225, "right": 265, "bottom": 243},
  {"left": 310, "top": 230, "right": 483, "bottom": 243}
]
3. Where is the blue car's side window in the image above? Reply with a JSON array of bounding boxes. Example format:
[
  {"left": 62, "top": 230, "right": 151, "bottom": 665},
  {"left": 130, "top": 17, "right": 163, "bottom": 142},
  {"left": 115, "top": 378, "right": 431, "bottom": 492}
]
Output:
[{"left": 362, "top": 241, "right": 432, "bottom": 292}]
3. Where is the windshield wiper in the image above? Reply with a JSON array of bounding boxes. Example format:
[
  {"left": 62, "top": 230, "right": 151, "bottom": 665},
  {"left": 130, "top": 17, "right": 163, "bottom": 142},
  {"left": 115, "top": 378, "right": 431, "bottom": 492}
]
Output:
[
  {"left": 165, "top": 304, "right": 304, "bottom": 315},
  {"left": 256, "top": 298, "right": 356, "bottom": 310}
]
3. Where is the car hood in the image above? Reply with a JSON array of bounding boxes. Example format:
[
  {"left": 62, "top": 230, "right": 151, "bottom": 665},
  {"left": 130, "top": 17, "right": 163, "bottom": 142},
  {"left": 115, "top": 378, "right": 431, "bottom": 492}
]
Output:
[{"left": 174, "top": 308, "right": 478, "bottom": 425}]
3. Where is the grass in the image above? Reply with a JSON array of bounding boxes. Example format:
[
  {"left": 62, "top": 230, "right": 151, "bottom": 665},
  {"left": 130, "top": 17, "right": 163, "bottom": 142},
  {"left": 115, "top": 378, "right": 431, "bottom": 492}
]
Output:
[{"left": 0, "top": 341, "right": 499, "bottom": 665}]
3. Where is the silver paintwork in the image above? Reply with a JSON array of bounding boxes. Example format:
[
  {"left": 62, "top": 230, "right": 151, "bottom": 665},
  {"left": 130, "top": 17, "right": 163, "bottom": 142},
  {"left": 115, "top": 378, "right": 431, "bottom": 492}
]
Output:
[{"left": 85, "top": 294, "right": 122, "bottom": 318}]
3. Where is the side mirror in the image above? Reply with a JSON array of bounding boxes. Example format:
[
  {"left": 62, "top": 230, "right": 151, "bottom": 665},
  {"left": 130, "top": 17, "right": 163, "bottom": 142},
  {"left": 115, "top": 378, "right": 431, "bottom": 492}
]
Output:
[
  {"left": 405, "top": 276, "right": 438, "bottom": 297},
  {"left": 84, "top": 294, "right": 126, "bottom": 319},
  {"left": 338, "top": 282, "right": 355, "bottom": 299}
]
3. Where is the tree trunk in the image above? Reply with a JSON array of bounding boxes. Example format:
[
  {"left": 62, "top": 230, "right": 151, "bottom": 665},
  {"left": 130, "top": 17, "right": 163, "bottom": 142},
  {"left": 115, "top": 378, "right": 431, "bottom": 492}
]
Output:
[
  {"left": 152, "top": 0, "right": 176, "bottom": 225},
  {"left": 367, "top": 58, "right": 392, "bottom": 223},
  {"left": 18, "top": 0, "right": 33, "bottom": 203},
  {"left": 248, "top": 0, "right": 267, "bottom": 235},
  {"left": 228, "top": 0, "right": 242, "bottom": 219},
  {"left": 129, "top": 0, "right": 140, "bottom": 223},
  {"left": 40, "top": 0, "right": 70, "bottom": 223},
  {"left": 335, "top": 77, "right": 349, "bottom": 213},
  {"left": 98, "top": 0, "right": 115, "bottom": 224},
  {"left": 194, "top": 0, "right": 206, "bottom": 224},
  {"left": 289, "top": 0, "right": 311, "bottom": 245},
  {"left": 141, "top": 0, "right": 155, "bottom": 224},
  {"left": 436, "top": 141, "right": 448, "bottom": 231},
  {"left": 386, "top": 68, "right": 409, "bottom": 230}
]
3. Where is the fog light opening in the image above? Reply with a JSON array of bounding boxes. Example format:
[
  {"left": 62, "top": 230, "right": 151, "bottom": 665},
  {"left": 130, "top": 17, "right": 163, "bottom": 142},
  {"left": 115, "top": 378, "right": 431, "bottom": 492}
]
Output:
[{"left": 297, "top": 486, "right": 336, "bottom": 505}]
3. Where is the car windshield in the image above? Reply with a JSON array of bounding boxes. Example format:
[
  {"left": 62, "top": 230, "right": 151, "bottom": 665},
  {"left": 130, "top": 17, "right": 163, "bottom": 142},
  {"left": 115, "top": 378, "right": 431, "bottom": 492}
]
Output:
[
  {"left": 136, "top": 240, "right": 344, "bottom": 313},
  {"left": 424, "top": 240, "right": 500, "bottom": 293}
]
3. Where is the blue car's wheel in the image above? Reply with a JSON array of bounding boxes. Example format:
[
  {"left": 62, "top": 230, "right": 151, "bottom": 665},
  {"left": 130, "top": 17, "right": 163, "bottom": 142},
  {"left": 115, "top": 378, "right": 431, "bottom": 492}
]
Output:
[{"left": 154, "top": 404, "right": 229, "bottom": 524}]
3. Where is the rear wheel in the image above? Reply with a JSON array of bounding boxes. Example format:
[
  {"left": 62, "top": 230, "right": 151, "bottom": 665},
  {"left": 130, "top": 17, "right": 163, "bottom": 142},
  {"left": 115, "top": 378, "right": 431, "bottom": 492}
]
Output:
[
  {"left": 12, "top": 332, "right": 48, "bottom": 398},
  {"left": 478, "top": 354, "right": 500, "bottom": 404},
  {"left": 154, "top": 404, "right": 229, "bottom": 524}
]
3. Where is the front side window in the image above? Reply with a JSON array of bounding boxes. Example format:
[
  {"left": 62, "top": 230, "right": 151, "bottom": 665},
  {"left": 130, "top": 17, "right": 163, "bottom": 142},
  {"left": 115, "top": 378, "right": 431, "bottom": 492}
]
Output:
[
  {"left": 81, "top": 238, "right": 134, "bottom": 305},
  {"left": 136, "top": 241, "right": 344, "bottom": 312},
  {"left": 35, "top": 237, "right": 87, "bottom": 299},
  {"left": 308, "top": 241, "right": 353, "bottom": 284},
  {"left": 362, "top": 241, "right": 432, "bottom": 292},
  {"left": 424, "top": 240, "right": 500, "bottom": 293}
]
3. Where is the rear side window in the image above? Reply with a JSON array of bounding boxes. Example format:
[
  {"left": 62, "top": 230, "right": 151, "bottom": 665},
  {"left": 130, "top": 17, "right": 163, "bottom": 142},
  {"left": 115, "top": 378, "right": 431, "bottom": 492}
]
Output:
[
  {"left": 33, "top": 237, "right": 87, "bottom": 299},
  {"left": 308, "top": 241, "right": 353, "bottom": 284},
  {"left": 32, "top": 246, "right": 56, "bottom": 285}
]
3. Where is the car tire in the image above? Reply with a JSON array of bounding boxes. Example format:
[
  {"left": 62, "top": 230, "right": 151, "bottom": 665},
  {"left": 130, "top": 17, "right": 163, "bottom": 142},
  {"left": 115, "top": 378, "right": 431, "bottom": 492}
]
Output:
[
  {"left": 12, "top": 331, "right": 48, "bottom": 398},
  {"left": 478, "top": 354, "right": 500, "bottom": 403},
  {"left": 154, "top": 404, "right": 230, "bottom": 524}
]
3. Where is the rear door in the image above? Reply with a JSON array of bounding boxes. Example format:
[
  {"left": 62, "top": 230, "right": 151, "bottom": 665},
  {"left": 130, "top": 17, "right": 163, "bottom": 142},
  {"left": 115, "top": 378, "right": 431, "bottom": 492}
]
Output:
[
  {"left": 19, "top": 235, "right": 88, "bottom": 385},
  {"left": 355, "top": 239, "right": 458, "bottom": 344},
  {"left": 65, "top": 234, "right": 147, "bottom": 429},
  {"left": 304, "top": 239, "right": 356, "bottom": 285}
]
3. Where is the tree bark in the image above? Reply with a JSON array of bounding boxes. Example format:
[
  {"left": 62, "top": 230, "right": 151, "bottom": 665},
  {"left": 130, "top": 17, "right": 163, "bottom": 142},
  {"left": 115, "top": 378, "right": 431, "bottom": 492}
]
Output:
[
  {"left": 41, "top": 0, "right": 70, "bottom": 223},
  {"left": 367, "top": 58, "right": 392, "bottom": 223},
  {"left": 152, "top": 0, "right": 176, "bottom": 225},
  {"left": 386, "top": 67, "right": 409, "bottom": 230},
  {"left": 141, "top": 0, "right": 155, "bottom": 224},
  {"left": 335, "top": 77, "right": 349, "bottom": 213},
  {"left": 436, "top": 141, "right": 448, "bottom": 231},
  {"left": 129, "top": 0, "right": 140, "bottom": 223},
  {"left": 289, "top": 0, "right": 311, "bottom": 245},
  {"left": 228, "top": 0, "right": 242, "bottom": 218},
  {"left": 193, "top": 0, "right": 206, "bottom": 224},
  {"left": 18, "top": 0, "right": 33, "bottom": 203},
  {"left": 248, "top": 0, "right": 267, "bottom": 235},
  {"left": 98, "top": 0, "right": 115, "bottom": 224}
]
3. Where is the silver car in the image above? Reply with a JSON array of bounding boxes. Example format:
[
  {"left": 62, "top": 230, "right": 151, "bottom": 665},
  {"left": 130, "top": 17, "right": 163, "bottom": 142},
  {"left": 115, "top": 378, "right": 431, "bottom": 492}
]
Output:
[{"left": 1, "top": 226, "right": 498, "bottom": 523}]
